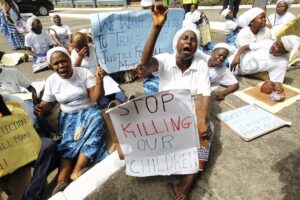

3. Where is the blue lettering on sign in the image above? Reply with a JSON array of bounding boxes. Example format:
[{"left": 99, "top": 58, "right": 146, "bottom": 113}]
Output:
[{"left": 91, "top": 9, "right": 185, "bottom": 73}]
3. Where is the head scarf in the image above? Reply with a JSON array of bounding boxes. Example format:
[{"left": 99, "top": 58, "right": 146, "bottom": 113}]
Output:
[
  {"left": 276, "top": 0, "right": 294, "bottom": 8},
  {"left": 46, "top": 47, "right": 71, "bottom": 63},
  {"left": 213, "top": 43, "right": 235, "bottom": 56},
  {"left": 281, "top": 35, "right": 300, "bottom": 61},
  {"left": 26, "top": 15, "right": 38, "bottom": 30},
  {"left": 237, "top": 7, "right": 264, "bottom": 27},
  {"left": 50, "top": 14, "right": 60, "bottom": 22},
  {"left": 172, "top": 27, "right": 201, "bottom": 55},
  {"left": 221, "top": 8, "right": 230, "bottom": 19}
]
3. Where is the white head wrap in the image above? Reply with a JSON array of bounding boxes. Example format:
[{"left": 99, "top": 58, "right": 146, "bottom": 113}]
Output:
[
  {"left": 276, "top": 0, "right": 294, "bottom": 8},
  {"left": 281, "top": 35, "right": 300, "bottom": 61},
  {"left": 50, "top": 14, "right": 60, "bottom": 22},
  {"left": 26, "top": 15, "right": 38, "bottom": 30},
  {"left": 237, "top": 7, "right": 264, "bottom": 27},
  {"left": 172, "top": 27, "right": 201, "bottom": 55},
  {"left": 221, "top": 8, "right": 230, "bottom": 19},
  {"left": 213, "top": 43, "right": 235, "bottom": 56},
  {"left": 46, "top": 47, "right": 71, "bottom": 63},
  {"left": 140, "top": 0, "right": 154, "bottom": 7}
]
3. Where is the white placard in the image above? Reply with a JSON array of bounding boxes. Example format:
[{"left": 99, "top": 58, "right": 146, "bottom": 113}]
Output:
[
  {"left": 107, "top": 89, "right": 199, "bottom": 177},
  {"left": 217, "top": 104, "right": 291, "bottom": 141}
]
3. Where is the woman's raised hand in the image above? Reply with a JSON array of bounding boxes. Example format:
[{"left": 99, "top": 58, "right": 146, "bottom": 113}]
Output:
[
  {"left": 151, "top": 4, "right": 168, "bottom": 27},
  {"left": 96, "top": 65, "right": 106, "bottom": 80}
]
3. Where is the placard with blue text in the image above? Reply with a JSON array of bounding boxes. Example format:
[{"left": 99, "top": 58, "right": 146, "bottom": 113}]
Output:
[{"left": 90, "top": 9, "right": 184, "bottom": 73}]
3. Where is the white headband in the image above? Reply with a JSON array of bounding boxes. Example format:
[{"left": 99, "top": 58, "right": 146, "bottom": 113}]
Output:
[
  {"left": 281, "top": 35, "right": 300, "bottom": 61},
  {"left": 46, "top": 47, "right": 71, "bottom": 63},
  {"left": 276, "top": 0, "right": 294, "bottom": 8},
  {"left": 237, "top": 7, "right": 264, "bottom": 27},
  {"left": 213, "top": 43, "right": 235, "bottom": 56},
  {"left": 26, "top": 15, "right": 38, "bottom": 30},
  {"left": 221, "top": 8, "right": 230, "bottom": 19},
  {"left": 172, "top": 27, "right": 201, "bottom": 54}
]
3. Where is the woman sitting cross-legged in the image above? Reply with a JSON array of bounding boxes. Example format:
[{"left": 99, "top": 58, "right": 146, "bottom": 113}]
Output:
[
  {"left": 230, "top": 35, "right": 300, "bottom": 102},
  {"left": 141, "top": 4, "right": 212, "bottom": 200},
  {"left": 25, "top": 16, "right": 55, "bottom": 63},
  {"left": 236, "top": 7, "right": 272, "bottom": 48},
  {"left": 34, "top": 47, "right": 108, "bottom": 194}
]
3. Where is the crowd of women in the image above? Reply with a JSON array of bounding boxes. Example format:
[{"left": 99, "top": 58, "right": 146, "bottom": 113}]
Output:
[{"left": 1, "top": 0, "right": 300, "bottom": 199}]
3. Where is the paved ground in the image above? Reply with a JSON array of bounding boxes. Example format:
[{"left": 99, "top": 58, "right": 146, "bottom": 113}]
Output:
[{"left": 0, "top": 5, "right": 299, "bottom": 200}]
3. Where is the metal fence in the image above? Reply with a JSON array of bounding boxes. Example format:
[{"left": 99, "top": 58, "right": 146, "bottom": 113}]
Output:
[{"left": 54, "top": 0, "right": 128, "bottom": 7}]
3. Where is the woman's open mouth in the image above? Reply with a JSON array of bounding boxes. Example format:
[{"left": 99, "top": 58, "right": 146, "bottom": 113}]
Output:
[{"left": 183, "top": 47, "right": 193, "bottom": 54}]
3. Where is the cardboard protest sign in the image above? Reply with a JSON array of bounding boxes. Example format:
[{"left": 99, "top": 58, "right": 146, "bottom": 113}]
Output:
[
  {"left": 217, "top": 104, "right": 291, "bottom": 141},
  {"left": 0, "top": 102, "right": 41, "bottom": 177},
  {"left": 107, "top": 89, "right": 199, "bottom": 177},
  {"left": 90, "top": 9, "right": 184, "bottom": 73}
]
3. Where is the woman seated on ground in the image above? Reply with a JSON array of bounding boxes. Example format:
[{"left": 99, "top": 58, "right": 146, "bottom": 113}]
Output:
[
  {"left": 71, "top": 32, "right": 97, "bottom": 75},
  {"left": 49, "top": 14, "right": 72, "bottom": 51},
  {"left": 34, "top": 47, "right": 108, "bottom": 194},
  {"left": 236, "top": 7, "right": 272, "bottom": 48},
  {"left": 0, "top": 67, "right": 37, "bottom": 119},
  {"left": 230, "top": 35, "right": 300, "bottom": 102},
  {"left": 25, "top": 16, "right": 55, "bottom": 62},
  {"left": 141, "top": 4, "right": 211, "bottom": 199},
  {"left": 206, "top": 43, "right": 239, "bottom": 101},
  {"left": 71, "top": 32, "right": 128, "bottom": 108},
  {"left": 221, "top": 8, "right": 241, "bottom": 47},
  {"left": 267, "top": 0, "right": 295, "bottom": 39}
]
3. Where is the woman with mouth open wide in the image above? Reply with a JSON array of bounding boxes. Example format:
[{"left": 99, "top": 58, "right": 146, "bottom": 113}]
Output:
[
  {"left": 34, "top": 47, "right": 108, "bottom": 195},
  {"left": 140, "top": 4, "right": 212, "bottom": 200}
]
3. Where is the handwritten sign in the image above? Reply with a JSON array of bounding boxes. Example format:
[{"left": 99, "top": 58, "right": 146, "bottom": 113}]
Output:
[
  {"left": 217, "top": 104, "right": 291, "bottom": 141},
  {"left": 0, "top": 102, "right": 41, "bottom": 177},
  {"left": 90, "top": 9, "right": 184, "bottom": 73},
  {"left": 107, "top": 89, "right": 199, "bottom": 177}
]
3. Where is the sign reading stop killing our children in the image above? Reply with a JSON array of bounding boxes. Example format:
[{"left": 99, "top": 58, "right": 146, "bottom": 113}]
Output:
[
  {"left": 107, "top": 89, "right": 200, "bottom": 177},
  {"left": 90, "top": 9, "right": 184, "bottom": 73}
]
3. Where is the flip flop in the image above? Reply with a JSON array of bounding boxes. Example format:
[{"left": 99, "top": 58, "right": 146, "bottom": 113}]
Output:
[
  {"left": 78, "top": 167, "right": 90, "bottom": 177},
  {"left": 52, "top": 182, "right": 69, "bottom": 195},
  {"left": 167, "top": 183, "right": 188, "bottom": 200}
]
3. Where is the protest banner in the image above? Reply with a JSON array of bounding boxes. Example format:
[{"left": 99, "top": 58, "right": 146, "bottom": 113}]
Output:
[
  {"left": 107, "top": 89, "right": 199, "bottom": 177},
  {"left": 90, "top": 9, "right": 184, "bottom": 73},
  {"left": 217, "top": 104, "right": 291, "bottom": 141},
  {"left": 0, "top": 102, "right": 41, "bottom": 177}
]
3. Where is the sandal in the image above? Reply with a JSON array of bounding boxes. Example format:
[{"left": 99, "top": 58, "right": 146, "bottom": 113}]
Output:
[
  {"left": 52, "top": 182, "right": 69, "bottom": 195},
  {"left": 167, "top": 183, "right": 188, "bottom": 200}
]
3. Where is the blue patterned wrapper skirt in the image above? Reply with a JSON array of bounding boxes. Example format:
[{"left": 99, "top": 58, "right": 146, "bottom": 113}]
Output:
[
  {"left": 0, "top": 11, "right": 25, "bottom": 49},
  {"left": 58, "top": 106, "right": 108, "bottom": 164}
]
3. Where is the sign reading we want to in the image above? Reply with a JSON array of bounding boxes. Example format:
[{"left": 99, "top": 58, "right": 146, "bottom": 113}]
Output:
[
  {"left": 108, "top": 90, "right": 200, "bottom": 177},
  {"left": 90, "top": 9, "right": 185, "bottom": 73}
]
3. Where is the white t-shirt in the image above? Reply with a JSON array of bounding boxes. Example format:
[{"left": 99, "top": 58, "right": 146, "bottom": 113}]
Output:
[
  {"left": 231, "top": 40, "right": 288, "bottom": 83},
  {"left": 0, "top": 68, "right": 31, "bottom": 94},
  {"left": 71, "top": 45, "right": 97, "bottom": 75},
  {"left": 49, "top": 24, "right": 72, "bottom": 46},
  {"left": 267, "top": 12, "right": 295, "bottom": 26},
  {"left": 154, "top": 53, "right": 211, "bottom": 96},
  {"left": 209, "top": 65, "right": 238, "bottom": 87},
  {"left": 235, "top": 26, "right": 272, "bottom": 48},
  {"left": 224, "top": 19, "right": 239, "bottom": 34},
  {"left": 42, "top": 67, "right": 96, "bottom": 113},
  {"left": 184, "top": 11, "right": 201, "bottom": 24},
  {"left": 25, "top": 31, "right": 55, "bottom": 54},
  {"left": 267, "top": 12, "right": 295, "bottom": 39}
]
